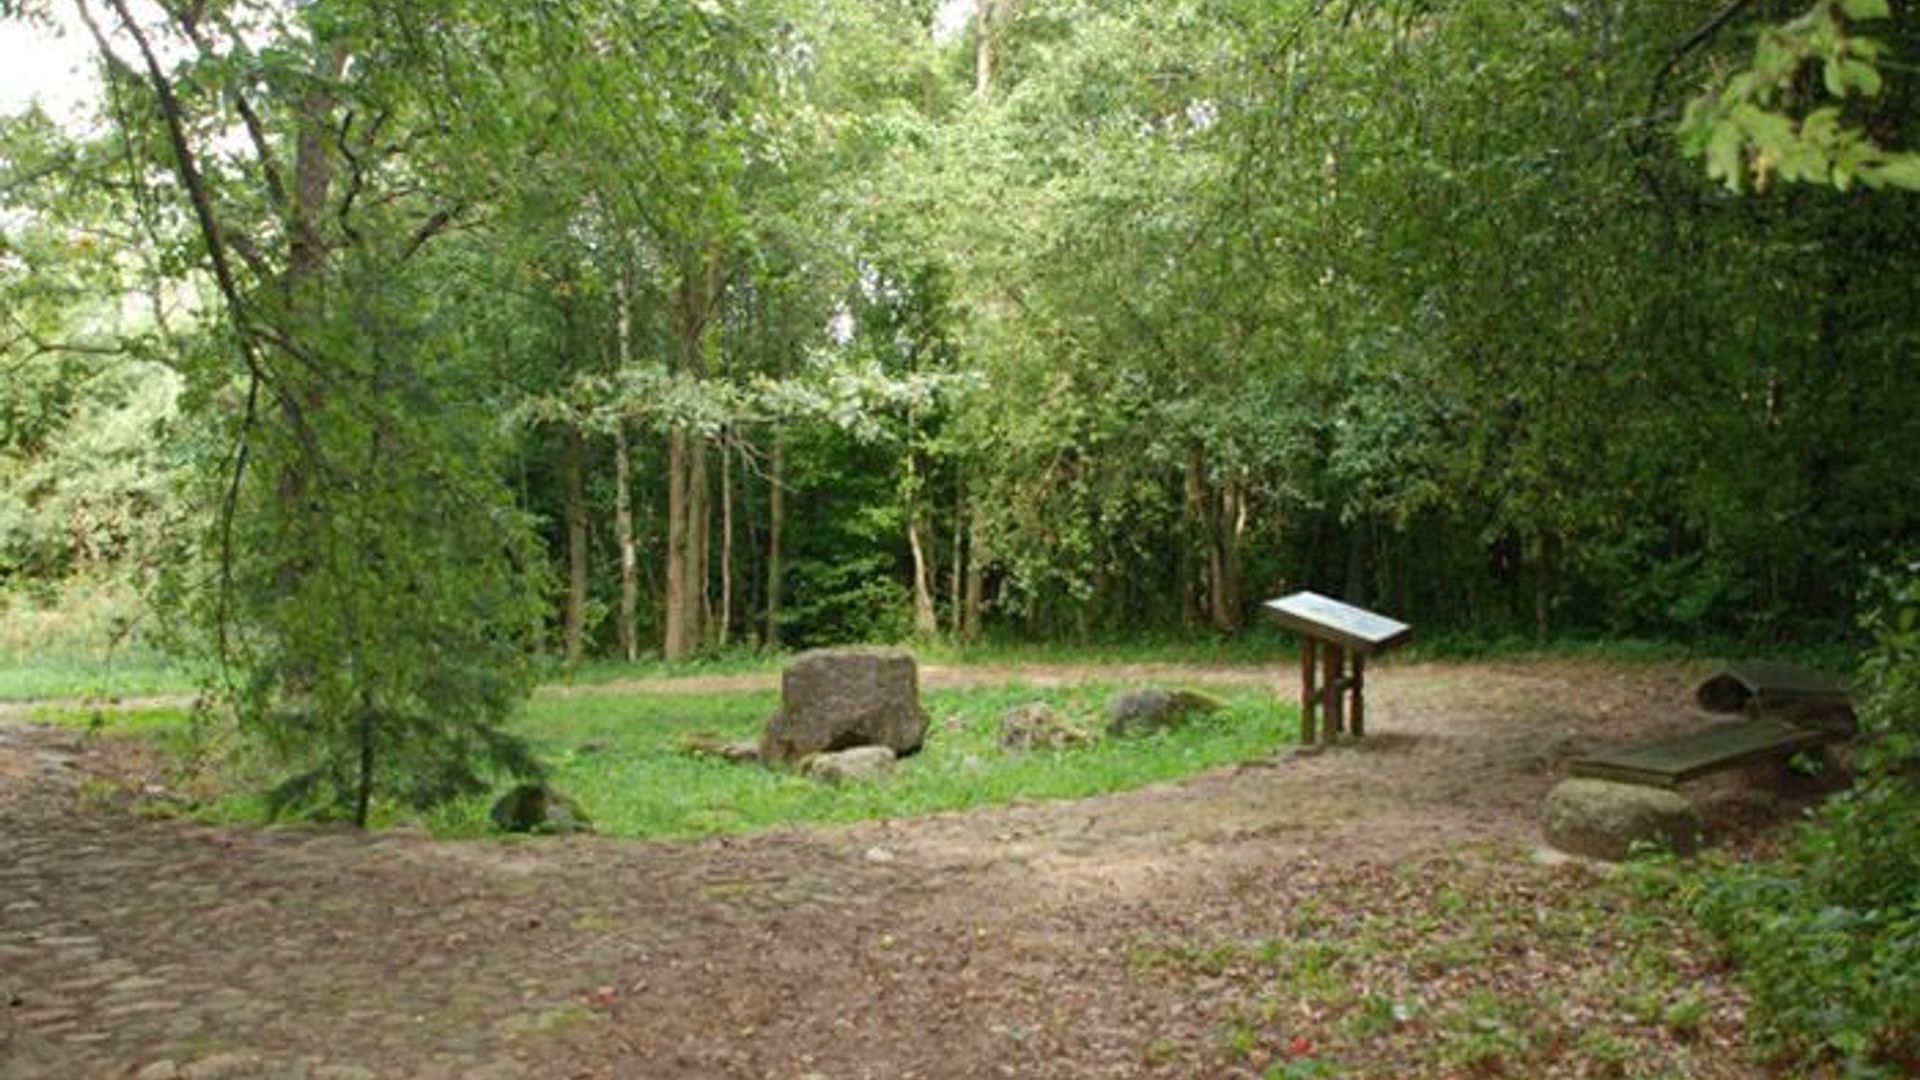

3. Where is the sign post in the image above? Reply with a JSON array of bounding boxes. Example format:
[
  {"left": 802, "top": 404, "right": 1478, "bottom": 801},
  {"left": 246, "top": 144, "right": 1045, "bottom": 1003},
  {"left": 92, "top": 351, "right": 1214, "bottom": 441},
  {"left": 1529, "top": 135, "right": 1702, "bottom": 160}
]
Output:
[{"left": 1264, "top": 591, "right": 1411, "bottom": 745}]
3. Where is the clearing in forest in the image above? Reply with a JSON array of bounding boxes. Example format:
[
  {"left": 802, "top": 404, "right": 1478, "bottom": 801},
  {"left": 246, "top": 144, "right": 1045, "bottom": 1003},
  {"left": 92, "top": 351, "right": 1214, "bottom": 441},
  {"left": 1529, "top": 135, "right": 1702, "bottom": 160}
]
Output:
[{"left": 1, "top": 659, "right": 1771, "bottom": 1079}]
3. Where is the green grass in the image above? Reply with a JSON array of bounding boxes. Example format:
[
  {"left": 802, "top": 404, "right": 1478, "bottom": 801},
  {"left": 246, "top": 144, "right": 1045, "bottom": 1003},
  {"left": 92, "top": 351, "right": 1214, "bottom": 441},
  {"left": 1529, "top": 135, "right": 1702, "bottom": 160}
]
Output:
[
  {"left": 424, "top": 682, "right": 1292, "bottom": 838},
  {"left": 0, "top": 649, "right": 194, "bottom": 701},
  {"left": 25, "top": 701, "right": 198, "bottom": 737},
  {"left": 31, "top": 681, "right": 1294, "bottom": 840}
]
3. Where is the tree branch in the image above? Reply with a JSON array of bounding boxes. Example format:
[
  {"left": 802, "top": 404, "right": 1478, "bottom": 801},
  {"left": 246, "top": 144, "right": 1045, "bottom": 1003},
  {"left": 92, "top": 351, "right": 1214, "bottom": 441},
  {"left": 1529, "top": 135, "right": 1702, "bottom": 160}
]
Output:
[{"left": 162, "top": 0, "right": 289, "bottom": 209}]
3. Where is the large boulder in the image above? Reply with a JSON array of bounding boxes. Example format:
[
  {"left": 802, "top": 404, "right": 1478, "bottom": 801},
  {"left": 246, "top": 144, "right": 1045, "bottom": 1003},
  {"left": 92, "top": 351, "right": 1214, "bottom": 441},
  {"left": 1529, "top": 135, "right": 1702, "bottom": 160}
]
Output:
[
  {"left": 1543, "top": 778, "right": 1700, "bottom": 861},
  {"left": 761, "top": 647, "right": 930, "bottom": 766},
  {"left": 1106, "top": 687, "right": 1227, "bottom": 738},
  {"left": 998, "top": 703, "right": 1095, "bottom": 752},
  {"left": 489, "top": 784, "right": 593, "bottom": 835},
  {"left": 803, "top": 746, "right": 898, "bottom": 784}
]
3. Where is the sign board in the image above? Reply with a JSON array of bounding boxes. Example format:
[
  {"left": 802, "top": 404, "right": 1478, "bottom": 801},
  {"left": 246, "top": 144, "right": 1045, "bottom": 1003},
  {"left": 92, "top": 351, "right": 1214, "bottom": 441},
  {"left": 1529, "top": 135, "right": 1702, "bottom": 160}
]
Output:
[{"left": 1263, "top": 591, "right": 1412, "bottom": 655}]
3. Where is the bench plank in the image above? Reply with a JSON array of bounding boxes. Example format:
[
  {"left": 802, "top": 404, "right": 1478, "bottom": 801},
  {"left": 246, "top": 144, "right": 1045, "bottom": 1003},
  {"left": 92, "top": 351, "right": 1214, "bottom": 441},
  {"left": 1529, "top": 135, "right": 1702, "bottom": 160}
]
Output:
[{"left": 1570, "top": 718, "right": 1834, "bottom": 788}]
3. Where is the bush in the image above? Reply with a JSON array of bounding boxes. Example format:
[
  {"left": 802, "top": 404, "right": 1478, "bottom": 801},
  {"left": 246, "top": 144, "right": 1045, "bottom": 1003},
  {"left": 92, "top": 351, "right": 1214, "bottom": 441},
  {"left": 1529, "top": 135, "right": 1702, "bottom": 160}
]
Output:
[{"left": 1690, "top": 566, "right": 1920, "bottom": 1075}]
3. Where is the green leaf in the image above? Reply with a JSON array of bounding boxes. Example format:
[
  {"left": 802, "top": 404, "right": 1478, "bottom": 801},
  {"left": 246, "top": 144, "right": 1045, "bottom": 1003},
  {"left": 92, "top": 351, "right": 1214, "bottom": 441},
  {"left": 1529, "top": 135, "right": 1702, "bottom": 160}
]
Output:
[
  {"left": 1841, "top": 59, "right": 1883, "bottom": 97},
  {"left": 1865, "top": 155, "right": 1920, "bottom": 191},
  {"left": 1839, "top": 0, "right": 1890, "bottom": 20},
  {"left": 1705, "top": 120, "right": 1748, "bottom": 189}
]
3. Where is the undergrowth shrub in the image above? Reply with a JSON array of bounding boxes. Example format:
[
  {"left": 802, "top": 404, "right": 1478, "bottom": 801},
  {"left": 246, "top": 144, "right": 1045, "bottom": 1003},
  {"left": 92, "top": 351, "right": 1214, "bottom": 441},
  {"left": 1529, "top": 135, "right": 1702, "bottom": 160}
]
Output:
[{"left": 1691, "top": 566, "right": 1920, "bottom": 1075}]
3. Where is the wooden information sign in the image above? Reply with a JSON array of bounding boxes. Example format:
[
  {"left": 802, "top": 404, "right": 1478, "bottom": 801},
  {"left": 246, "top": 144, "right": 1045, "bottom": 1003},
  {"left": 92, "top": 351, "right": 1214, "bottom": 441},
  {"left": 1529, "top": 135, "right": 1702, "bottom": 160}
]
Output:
[{"left": 1263, "top": 591, "right": 1412, "bottom": 745}]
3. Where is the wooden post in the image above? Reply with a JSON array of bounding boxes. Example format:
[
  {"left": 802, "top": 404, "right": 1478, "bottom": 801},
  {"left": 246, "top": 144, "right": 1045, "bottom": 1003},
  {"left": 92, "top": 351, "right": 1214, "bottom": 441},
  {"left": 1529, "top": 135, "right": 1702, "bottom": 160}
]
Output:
[
  {"left": 1322, "top": 643, "right": 1344, "bottom": 741},
  {"left": 1300, "top": 638, "right": 1318, "bottom": 744},
  {"left": 1350, "top": 653, "right": 1365, "bottom": 738}
]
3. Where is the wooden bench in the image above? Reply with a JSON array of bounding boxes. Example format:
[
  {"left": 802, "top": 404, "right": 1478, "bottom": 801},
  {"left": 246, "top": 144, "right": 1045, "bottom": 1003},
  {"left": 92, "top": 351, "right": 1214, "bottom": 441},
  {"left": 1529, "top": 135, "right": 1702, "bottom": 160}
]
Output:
[
  {"left": 1694, "top": 660, "right": 1856, "bottom": 734},
  {"left": 1571, "top": 663, "right": 1854, "bottom": 789},
  {"left": 1570, "top": 716, "right": 1838, "bottom": 788}
]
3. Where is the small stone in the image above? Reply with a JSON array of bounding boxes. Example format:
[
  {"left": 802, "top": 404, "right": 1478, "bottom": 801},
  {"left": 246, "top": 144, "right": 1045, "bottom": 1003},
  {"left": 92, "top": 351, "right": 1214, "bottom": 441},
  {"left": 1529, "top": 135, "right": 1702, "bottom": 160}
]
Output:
[
  {"left": 864, "top": 846, "right": 896, "bottom": 864},
  {"left": 802, "top": 746, "right": 897, "bottom": 784},
  {"left": 135, "top": 1063, "right": 182, "bottom": 1080}
]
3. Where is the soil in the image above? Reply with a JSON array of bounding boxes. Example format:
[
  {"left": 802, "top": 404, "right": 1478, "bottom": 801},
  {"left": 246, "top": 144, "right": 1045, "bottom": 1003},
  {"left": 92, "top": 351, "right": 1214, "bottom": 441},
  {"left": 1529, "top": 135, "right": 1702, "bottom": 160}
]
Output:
[{"left": 0, "top": 659, "right": 1783, "bottom": 1079}]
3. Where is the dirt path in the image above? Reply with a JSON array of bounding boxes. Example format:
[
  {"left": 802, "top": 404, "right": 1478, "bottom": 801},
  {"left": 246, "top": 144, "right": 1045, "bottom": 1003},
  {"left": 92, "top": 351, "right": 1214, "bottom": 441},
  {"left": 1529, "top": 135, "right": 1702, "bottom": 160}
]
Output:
[{"left": 1, "top": 660, "right": 1765, "bottom": 1079}]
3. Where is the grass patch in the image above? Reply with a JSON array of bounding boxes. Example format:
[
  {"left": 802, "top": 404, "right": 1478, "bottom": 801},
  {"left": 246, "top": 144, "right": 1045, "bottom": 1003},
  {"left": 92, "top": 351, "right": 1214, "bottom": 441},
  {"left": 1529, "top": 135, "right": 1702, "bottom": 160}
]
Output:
[
  {"left": 25, "top": 701, "right": 197, "bottom": 738},
  {"left": 34, "top": 681, "right": 1293, "bottom": 840},
  {"left": 0, "top": 648, "right": 193, "bottom": 701},
  {"left": 426, "top": 682, "right": 1291, "bottom": 838}
]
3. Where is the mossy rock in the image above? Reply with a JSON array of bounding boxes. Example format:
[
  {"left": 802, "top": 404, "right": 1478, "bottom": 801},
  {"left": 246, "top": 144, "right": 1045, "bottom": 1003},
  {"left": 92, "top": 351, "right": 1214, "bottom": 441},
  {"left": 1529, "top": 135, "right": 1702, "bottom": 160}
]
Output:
[
  {"left": 489, "top": 783, "right": 593, "bottom": 835},
  {"left": 998, "top": 703, "right": 1095, "bottom": 752},
  {"left": 1543, "top": 778, "right": 1700, "bottom": 861},
  {"left": 1106, "top": 687, "right": 1228, "bottom": 738}
]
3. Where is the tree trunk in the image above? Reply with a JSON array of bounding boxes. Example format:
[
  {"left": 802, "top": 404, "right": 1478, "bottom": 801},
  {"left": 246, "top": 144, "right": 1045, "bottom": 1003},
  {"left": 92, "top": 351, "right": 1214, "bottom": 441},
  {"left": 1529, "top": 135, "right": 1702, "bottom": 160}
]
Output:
[
  {"left": 665, "top": 245, "right": 717, "bottom": 661},
  {"left": 1184, "top": 448, "right": 1209, "bottom": 627},
  {"left": 963, "top": 514, "right": 985, "bottom": 642},
  {"left": 1532, "top": 532, "right": 1556, "bottom": 645},
  {"left": 354, "top": 695, "right": 376, "bottom": 830},
  {"left": 1344, "top": 519, "right": 1370, "bottom": 607},
  {"left": 563, "top": 429, "right": 589, "bottom": 665},
  {"left": 613, "top": 259, "right": 639, "bottom": 662},
  {"left": 664, "top": 428, "right": 690, "bottom": 662},
  {"left": 766, "top": 433, "right": 786, "bottom": 649},
  {"left": 909, "top": 515, "right": 938, "bottom": 636},
  {"left": 613, "top": 426, "right": 637, "bottom": 662},
  {"left": 974, "top": 0, "right": 993, "bottom": 98},
  {"left": 688, "top": 435, "right": 711, "bottom": 650},
  {"left": 1214, "top": 475, "right": 1247, "bottom": 632},
  {"left": 949, "top": 477, "right": 966, "bottom": 632},
  {"left": 906, "top": 450, "right": 938, "bottom": 637},
  {"left": 719, "top": 430, "right": 734, "bottom": 648}
]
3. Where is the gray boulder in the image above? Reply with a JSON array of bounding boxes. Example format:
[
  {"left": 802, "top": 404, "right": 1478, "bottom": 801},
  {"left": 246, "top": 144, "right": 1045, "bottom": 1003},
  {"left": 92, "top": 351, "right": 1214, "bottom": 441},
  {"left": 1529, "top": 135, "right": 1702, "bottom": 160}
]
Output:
[
  {"left": 761, "top": 647, "right": 930, "bottom": 765},
  {"left": 1106, "top": 687, "right": 1227, "bottom": 738},
  {"left": 803, "top": 745, "right": 898, "bottom": 784},
  {"left": 489, "top": 784, "right": 592, "bottom": 835},
  {"left": 1543, "top": 778, "right": 1700, "bottom": 861},
  {"left": 998, "top": 703, "right": 1094, "bottom": 752}
]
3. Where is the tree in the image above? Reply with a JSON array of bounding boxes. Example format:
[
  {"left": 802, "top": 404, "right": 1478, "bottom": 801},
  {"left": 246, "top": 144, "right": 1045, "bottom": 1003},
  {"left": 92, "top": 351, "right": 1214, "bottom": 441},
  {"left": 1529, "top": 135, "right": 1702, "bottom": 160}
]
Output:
[{"left": 56, "top": 0, "right": 567, "bottom": 825}]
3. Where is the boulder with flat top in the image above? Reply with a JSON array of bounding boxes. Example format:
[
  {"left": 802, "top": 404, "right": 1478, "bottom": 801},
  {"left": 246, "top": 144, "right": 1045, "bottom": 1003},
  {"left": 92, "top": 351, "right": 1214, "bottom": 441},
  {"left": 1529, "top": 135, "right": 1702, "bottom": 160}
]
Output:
[
  {"left": 761, "top": 647, "right": 930, "bottom": 766},
  {"left": 1543, "top": 778, "right": 1700, "bottom": 861}
]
